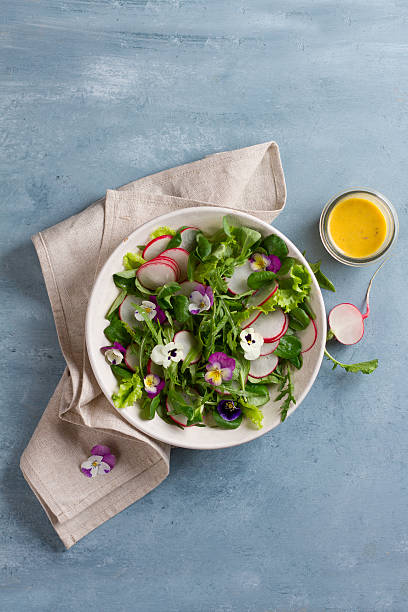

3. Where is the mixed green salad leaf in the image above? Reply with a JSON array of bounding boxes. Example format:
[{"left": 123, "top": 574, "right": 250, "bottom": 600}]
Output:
[{"left": 100, "top": 216, "right": 378, "bottom": 431}]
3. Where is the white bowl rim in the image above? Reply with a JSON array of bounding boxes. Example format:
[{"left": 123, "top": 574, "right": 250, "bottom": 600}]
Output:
[{"left": 85, "top": 206, "right": 326, "bottom": 450}]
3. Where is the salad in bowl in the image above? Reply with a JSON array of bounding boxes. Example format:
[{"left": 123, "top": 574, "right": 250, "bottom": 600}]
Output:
[{"left": 86, "top": 207, "right": 326, "bottom": 449}]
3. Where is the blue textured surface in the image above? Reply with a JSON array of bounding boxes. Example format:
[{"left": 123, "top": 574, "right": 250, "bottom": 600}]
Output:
[{"left": 1, "top": 1, "right": 408, "bottom": 610}]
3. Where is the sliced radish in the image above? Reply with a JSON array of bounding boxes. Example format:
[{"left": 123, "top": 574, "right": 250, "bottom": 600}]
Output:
[
  {"left": 179, "top": 227, "right": 199, "bottom": 252},
  {"left": 246, "top": 282, "right": 278, "bottom": 308},
  {"left": 249, "top": 353, "right": 279, "bottom": 379},
  {"left": 160, "top": 248, "right": 189, "bottom": 281},
  {"left": 153, "top": 255, "right": 180, "bottom": 279},
  {"left": 136, "top": 260, "right": 177, "bottom": 290},
  {"left": 166, "top": 392, "right": 202, "bottom": 427},
  {"left": 173, "top": 330, "right": 201, "bottom": 364},
  {"left": 328, "top": 303, "right": 364, "bottom": 345},
  {"left": 242, "top": 309, "right": 287, "bottom": 342},
  {"left": 227, "top": 261, "right": 253, "bottom": 295},
  {"left": 142, "top": 235, "right": 173, "bottom": 261},
  {"left": 147, "top": 359, "right": 163, "bottom": 377},
  {"left": 297, "top": 318, "right": 318, "bottom": 353},
  {"left": 124, "top": 344, "right": 140, "bottom": 371},
  {"left": 240, "top": 310, "right": 261, "bottom": 329},
  {"left": 119, "top": 295, "right": 143, "bottom": 329},
  {"left": 260, "top": 339, "right": 280, "bottom": 356},
  {"left": 176, "top": 280, "right": 200, "bottom": 297}
]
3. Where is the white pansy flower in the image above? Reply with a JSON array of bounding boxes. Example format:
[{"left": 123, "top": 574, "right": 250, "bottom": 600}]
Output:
[
  {"left": 135, "top": 300, "right": 157, "bottom": 321},
  {"left": 239, "top": 328, "right": 264, "bottom": 361},
  {"left": 188, "top": 290, "right": 212, "bottom": 314},
  {"left": 150, "top": 341, "right": 185, "bottom": 369},
  {"left": 104, "top": 348, "right": 124, "bottom": 365}
]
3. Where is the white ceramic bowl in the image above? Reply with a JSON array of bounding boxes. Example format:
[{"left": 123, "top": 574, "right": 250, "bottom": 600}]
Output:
[{"left": 86, "top": 207, "right": 326, "bottom": 450}]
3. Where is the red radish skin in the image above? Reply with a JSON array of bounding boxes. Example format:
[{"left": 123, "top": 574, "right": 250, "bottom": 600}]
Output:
[
  {"left": 173, "top": 330, "right": 201, "bottom": 364},
  {"left": 243, "top": 309, "right": 287, "bottom": 343},
  {"left": 124, "top": 345, "right": 140, "bottom": 371},
  {"left": 240, "top": 310, "right": 261, "bottom": 329},
  {"left": 328, "top": 303, "right": 364, "bottom": 345},
  {"left": 179, "top": 227, "right": 199, "bottom": 251},
  {"left": 260, "top": 339, "right": 280, "bottom": 356},
  {"left": 227, "top": 261, "right": 253, "bottom": 295},
  {"left": 142, "top": 235, "right": 173, "bottom": 261},
  {"left": 136, "top": 260, "right": 177, "bottom": 290},
  {"left": 165, "top": 396, "right": 201, "bottom": 428},
  {"left": 248, "top": 353, "right": 279, "bottom": 379},
  {"left": 160, "top": 248, "right": 189, "bottom": 281},
  {"left": 246, "top": 282, "right": 278, "bottom": 308},
  {"left": 153, "top": 255, "right": 181, "bottom": 279},
  {"left": 297, "top": 318, "right": 318, "bottom": 353}
]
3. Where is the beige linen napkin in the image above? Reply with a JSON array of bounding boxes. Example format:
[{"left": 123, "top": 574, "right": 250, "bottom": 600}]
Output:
[{"left": 20, "top": 142, "right": 286, "bottom": 548}]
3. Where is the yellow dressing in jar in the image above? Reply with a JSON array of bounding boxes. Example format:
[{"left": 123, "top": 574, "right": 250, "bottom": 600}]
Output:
[{"left": 328, "top": 196, "right": 387, "bottom": 258}]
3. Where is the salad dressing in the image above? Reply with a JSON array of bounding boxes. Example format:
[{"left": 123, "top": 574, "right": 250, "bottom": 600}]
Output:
[{"left": 328, "top": 195, "right": 387, "bottom": 258}]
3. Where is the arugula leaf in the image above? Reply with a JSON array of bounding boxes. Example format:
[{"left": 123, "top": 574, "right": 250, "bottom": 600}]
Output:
[
  {"left": 309, "top": 261, "right": 336, "bottom": 292},
  {"left": 173, "top": 294, "right": 191, "bottom": 323},
  {"left": 156, "top": 282, "right": 181, "bottom": 310},
  {"left": 123, "top": 251, "right": 145, "bottom": 270},
  {"left": 112, "top": 370, "right": 143, "bottom": 409},
  {"left": 275, "top": 364, "right": 296, "bottom": 422},
  {"left": 248, "top": 371, "right": 284, "bottom": 385},
  {"left": 247, "top": 271, "right": 277, "bottom": 290},
  {"left": 324, "top": 349, "right": 378, "bottom": 374},
  {"left": 104, "top": 311, "right": 132, "bottom": 346},
  {"left": 262, "top": 234, "right": 288, "bottom": 258},
  {"left": 150, "top": 226, "right": 175, "bottom": 239},
  {"left": 106, "top": 289, "right": 126, "bottom": 318},
  {"left": 187, "top": 252, "right": 199, "bottom": 281}
]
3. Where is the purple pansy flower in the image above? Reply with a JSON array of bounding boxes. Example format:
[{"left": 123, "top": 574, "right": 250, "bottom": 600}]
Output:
[
  {"left": 216, "top": 399, "right": 242, "bottom": 422},
  {"left": 81, "top": 445, "right": 116, "bottom": 478},
  {"left": 101, "top": 342, "right": 127, "bottom": 365},
  {"left": 205, "top": 352, "right": 235, "bottom": 386},
  {"left": 149, "top": 295, "right": 166, "bottom": 324},
  {"left": 134, "top": 296, "right": 166, "bottom": 325},
  {"left": 144, "top": 373, "right": 165, "bottom": 398},
  {"left": 249, "top": 253, "right": 281, "bottom": 273},
  {"left": 188, "top": 284, "right": 214, "bottom": 315}
]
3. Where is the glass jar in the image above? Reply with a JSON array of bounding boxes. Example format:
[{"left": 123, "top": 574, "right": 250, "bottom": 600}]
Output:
[{"left": 319, "top": 188, "right": 399, "bottom": 267}]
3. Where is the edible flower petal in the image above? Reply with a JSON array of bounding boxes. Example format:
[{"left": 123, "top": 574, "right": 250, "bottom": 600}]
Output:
[
  {"left": 151, "top": 341, "right": 185, "bottom": 369},
  {"left": 144, "top": 373, "right": 165, "bottom": 398},
  {"left": 249, "top": 253, "right": 281, "bottom": 273},
  {"left": 81, "top": 445, "right": 116, "bottom": 478},
  {"left": 204, "top": 352, "right": 235, "bottom": 386},
  {"left": 103, "top": 348, "right": 124, "bottom": 365},
  {"left": 101, "top": 342, "right": 127, "bottom": 365},
  {"left": 188, "top": 284, "right": 214, "bottom": 314},
  {"left": 240, "top": 328, "right": 264, "bottom": 360},
  {"left": 135, "top": 300, "right": 157, "bottom": 321},
  {"left": 149, "top": 295, "right": 166, "bottom": 324},
  {"left": 250, "top": 252, "right": 271, "bottom": 271},
  {"left": 267, "top": 255, "right": 281, "bottom": 273},
  {"left": 216, "top": 399, "right": 242, "bottom": 422}
]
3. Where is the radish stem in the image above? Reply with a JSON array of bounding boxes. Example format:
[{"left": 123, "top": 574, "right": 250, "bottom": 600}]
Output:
[{"left": 362, "top": 257, "right": 389, "bottom": 320}]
